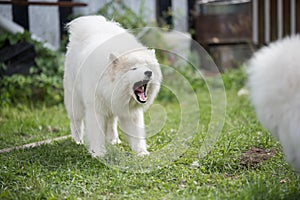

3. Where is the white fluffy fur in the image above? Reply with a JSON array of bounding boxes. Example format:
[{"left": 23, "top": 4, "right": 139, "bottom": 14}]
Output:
[
  {"left": 247, "top": 35, "right": 300, "bottom": 171},
  {"left": 64, "top": 16, "right": 162, "bottom": 157}
]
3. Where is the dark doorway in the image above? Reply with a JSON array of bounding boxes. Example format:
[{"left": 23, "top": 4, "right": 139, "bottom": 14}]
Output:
[
  {"left": 12, "top": 0, "right": 29, "bottom": 29},
  {"left": 156, "top": 0, "right": 173, "bottom": 29}
]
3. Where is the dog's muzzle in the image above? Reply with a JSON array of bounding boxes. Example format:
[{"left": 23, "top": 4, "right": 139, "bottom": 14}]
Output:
[{"left": 133, "top": 79, "right": 150, "bottom": 104}]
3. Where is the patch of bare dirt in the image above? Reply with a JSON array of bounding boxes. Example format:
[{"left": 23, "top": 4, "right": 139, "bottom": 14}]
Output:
[{"left": 240, "top": 147, "right": 277, "bottom": 167}]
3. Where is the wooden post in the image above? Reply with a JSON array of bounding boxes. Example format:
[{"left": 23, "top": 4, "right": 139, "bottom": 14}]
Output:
[{"left": 12, "top": 0, "right": 29, "bottom": 29}]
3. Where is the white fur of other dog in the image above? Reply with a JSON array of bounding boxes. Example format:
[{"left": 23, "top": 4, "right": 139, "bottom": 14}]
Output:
[
  {"left": 64, "top": 16, "right": 162, "bottom": 157},
  {"left": 247, "top": 35, "right": 300, "bottom": 171}
]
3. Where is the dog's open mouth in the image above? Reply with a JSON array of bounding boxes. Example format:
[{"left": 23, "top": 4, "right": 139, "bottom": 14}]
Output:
[{"left": 133, "top": 80, "right": 149, "bottom": 104}]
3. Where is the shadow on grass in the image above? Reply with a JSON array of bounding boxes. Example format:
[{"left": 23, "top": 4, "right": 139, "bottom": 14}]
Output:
[{"left": 0, "top": 139, "right": 106, "bottom": 172}]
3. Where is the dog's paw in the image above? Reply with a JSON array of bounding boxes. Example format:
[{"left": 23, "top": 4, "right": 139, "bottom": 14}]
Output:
[
  {"left": 71, "top": 135, "right": 83, "bottom": 144},
  {"left": 90, "top": 149, "right": 106, "bottom": 158},
  {"left": 109, "top": 137, "right": 121, "bottom": 145},
  {"left": 136, "top": 150, "right": 150, "bottom": 157}
]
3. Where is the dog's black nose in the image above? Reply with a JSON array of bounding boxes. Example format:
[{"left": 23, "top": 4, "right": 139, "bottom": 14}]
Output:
[{"left": 144, "top": 71, "right": 152, "bottom": 78}]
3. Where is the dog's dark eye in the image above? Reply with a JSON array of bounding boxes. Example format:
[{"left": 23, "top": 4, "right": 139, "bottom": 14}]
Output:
[{"left": 131, "top": 67, "right": 137, "bottom": 70}]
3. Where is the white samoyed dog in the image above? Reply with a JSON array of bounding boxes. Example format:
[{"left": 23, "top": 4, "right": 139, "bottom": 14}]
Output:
[
  {"left": 64, "top": 16, "right": 162, "bottom": 157},
  {"left": 247, "top": 35, "right": 300, "bottom": 171}
]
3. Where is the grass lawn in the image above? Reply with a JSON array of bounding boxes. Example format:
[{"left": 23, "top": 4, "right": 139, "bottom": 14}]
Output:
[{"left": 0, "top": 69, "right": 299, "bottom": 199}]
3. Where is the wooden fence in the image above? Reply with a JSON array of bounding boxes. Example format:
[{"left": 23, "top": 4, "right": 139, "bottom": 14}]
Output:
[
  {"left": 253, "top": 0, "right": 300, "bottom": 45},
  {"left": 194, "top": 0, "right": 300, "bottom": 70},
  {"left": 195, "top": 0, "right": 300, "bottom": 46}
]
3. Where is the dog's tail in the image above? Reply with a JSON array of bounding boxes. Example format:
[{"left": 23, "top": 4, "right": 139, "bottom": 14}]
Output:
[
  {"left": 66, "top": 15, "right": 107, "bottom": 45},
  {"left": 66, "top": 15, "right": 126, "bottom": 50}
]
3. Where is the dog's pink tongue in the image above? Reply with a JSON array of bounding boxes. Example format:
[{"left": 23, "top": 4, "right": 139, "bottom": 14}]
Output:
[
  {"left": 136, "top": 87, "right": 146, "bottom": 101},
  {"left": 138, "top": 92, "right": 146, "bottom": 101}
]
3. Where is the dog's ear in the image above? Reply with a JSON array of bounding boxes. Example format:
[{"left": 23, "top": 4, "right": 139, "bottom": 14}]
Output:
[{"left": 109, "top": 53, "right": 119, "bottom": 65}]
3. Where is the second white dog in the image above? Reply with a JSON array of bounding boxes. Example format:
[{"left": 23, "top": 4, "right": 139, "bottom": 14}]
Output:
[
  {"left": 247, "top": 35, "right": 300, "bottom": 171},
  {"left": 64, "top": 16, "right": 162, "bottom": 157}
]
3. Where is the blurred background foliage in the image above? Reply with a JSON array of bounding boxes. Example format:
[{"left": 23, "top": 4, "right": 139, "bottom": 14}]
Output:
[
  {"left": 0, "top": 32, "right": 63, "bottom": 107},
  {"left": 0, "top": 0, "right": 247, "bottom": 108}
]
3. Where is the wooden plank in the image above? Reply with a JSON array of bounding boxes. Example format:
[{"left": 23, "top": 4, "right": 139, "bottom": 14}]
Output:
[
  {"left": 0, "top": 0, "right": 87, "bottom": 7},
  {"left": 277, "top": 0, "right": 283, "bottom": 38},
  {"left": 290, "top": 0, "right": 295, "bottom": 34},
  {"left": 264, "top": 0, "right": 270, "bottom": 43},
  {"left": 251, "top": 0, "right": 258, "bottom": 44},
  {"left": 0, "top": 136, "right": 70, "bottom": 154},
  {"left": 12, "top": 0, "right": 29, "bottom": 29},
  {"left": 59, "top": 0, "right": 72, "bottom": 39},
  {"left": 258, "top": 0, "right": 265, "bottom": 45},
  {"left": 296, "top": 0, "right": 300, "bottom": 33},
  {"left": 270, "top": 0, "right": 278, "bottom": 41},
  {"left": 283, "top": 0, "right": 291, "bottom": 36}
]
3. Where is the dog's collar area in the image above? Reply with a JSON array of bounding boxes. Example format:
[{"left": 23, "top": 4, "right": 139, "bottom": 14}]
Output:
[{"left": 133, "top": 80, "right": 149, "bottom": 104}]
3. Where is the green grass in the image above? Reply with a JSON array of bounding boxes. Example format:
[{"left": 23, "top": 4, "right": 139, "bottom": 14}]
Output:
[
  {"left": 0, "top": 69, "right": 300, "bottom": 199},
  {"left": 0, "top": 105, "right": 69, "bottom": 149}
]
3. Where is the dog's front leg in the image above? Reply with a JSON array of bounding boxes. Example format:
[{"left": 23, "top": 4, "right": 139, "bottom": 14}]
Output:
[
  {"left": 85, "top": 107, "right": 106, "bottom": 157},
  {"left": 106, "top": 116, "right": 121, "bottom": 145},
  {"left": 119, "top": 110, "right": 149, "bottom": 156}
]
